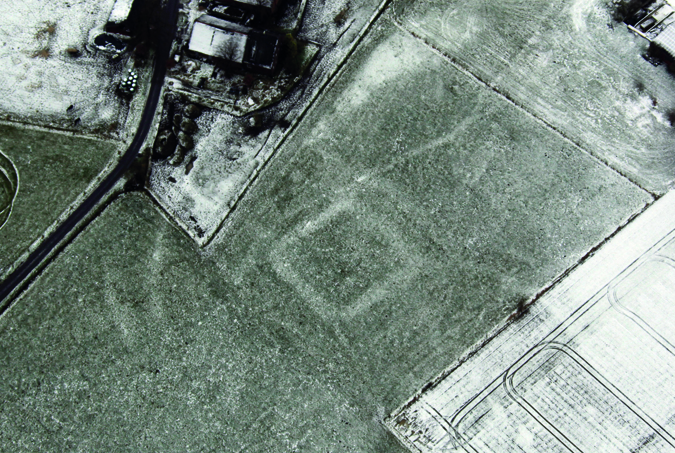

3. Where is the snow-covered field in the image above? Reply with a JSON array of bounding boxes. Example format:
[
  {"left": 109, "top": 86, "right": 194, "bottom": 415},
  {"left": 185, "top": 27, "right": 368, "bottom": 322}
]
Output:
[
  {"left": 392, "top": 0, "right": 675, "bottom": 194},
  {"left": 388, "top": 191, "right": 675, "bottom": 452},
  {"left": 0, "top": 0, "right": 129, "bottom": 134},
  {"left": 149, "top": 107, "right": 268, "bottom": 241}
]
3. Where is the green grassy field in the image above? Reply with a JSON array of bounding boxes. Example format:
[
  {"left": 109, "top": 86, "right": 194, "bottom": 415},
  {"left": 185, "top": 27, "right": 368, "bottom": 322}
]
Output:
[
  {"left": 0, "top": 124, "right": 119, "bottom": 278},
  {"left": 0, "top": 18, "right": 653, "bottom": 452}
]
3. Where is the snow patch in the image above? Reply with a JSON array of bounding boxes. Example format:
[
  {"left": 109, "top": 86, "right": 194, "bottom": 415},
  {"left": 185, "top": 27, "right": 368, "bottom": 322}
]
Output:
[
  {"left": 569, "top": 0, "right": 594, "bottom": 32},
  {"left": 341, "top": 32, "right": 427, "bottom": 110},
  {"left": 622, "top": 94, "right": 671, "bottom": 129},
  {"left": 0, "top": 0, "right": 128, "bottom": 133}
]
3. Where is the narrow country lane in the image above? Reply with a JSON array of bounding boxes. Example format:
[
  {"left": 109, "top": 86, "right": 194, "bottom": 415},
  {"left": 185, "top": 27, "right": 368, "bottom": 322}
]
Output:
[{"left": 0, "top": 0, "right": 181, "bottom": 309}]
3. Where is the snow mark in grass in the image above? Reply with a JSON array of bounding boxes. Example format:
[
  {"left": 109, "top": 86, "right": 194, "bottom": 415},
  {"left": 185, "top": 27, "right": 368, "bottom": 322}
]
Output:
[
  {"left": 388, "top": 195, "right": 675, "bottom": 452},
  {"left": 340, "top": 31, "right": 427, "bottom": 110},
  {"left": 0, "top": 149, "right": 19, "bottom": 231},
  {"left": 270, "top": 196, "right": 424, "bottom": 321},
  {"left": 393, "top": 0, "right": 675, "bottom": 192}
]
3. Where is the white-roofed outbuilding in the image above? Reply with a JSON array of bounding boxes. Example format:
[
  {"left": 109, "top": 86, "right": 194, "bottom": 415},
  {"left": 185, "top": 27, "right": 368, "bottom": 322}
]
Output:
[{"left": 187, "top": 15, "right": 282, "bottom": 74}]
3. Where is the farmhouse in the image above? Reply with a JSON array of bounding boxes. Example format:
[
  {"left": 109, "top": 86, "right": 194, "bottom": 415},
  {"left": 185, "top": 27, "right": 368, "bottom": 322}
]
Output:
[{"left": 187, "top": 15, "right": 281, "bottom": 74}]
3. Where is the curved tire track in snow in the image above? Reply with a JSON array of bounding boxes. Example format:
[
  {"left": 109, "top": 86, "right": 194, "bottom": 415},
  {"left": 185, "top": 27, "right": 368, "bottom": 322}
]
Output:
[{"left": 0, "top": 149, "right": 19, "bottom": 231}]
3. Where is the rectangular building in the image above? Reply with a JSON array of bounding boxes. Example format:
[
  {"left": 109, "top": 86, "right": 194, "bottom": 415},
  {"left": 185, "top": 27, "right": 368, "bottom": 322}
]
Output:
[
  {"left": 106, "top": 0, "right": 138, "bottom": 35},
  {"left": 214, "top": 0, "right": 281, "bottom": 15},
  {"left": 187, "top": 15, "right": 281, "bottom": 74},
  {"left": 629, "top": 0, "right": 675, "bottom": 57}
]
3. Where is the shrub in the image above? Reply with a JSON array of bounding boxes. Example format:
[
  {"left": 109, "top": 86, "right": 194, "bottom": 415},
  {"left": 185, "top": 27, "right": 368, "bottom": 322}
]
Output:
[
  {"left": 32, "top": 47, "right": 50, "bottom": 58},
  {"left": 281, "top": 33, "right": 306, "bottom": 76},
  {"left": 334, "top": 5, "right": 349, "bottom": 26}
]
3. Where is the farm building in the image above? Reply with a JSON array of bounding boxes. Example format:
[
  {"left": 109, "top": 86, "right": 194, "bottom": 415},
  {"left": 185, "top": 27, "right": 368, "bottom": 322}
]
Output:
[
  {"left": 187, "top": 15, "right": 281, "bottom": 74},
  {"left": 628, "top": 0, "right": 675, "bottom": 57},
  {"left": 213, "top": 0, "right": 281, "bottom": 15},
  {"left": 105, "top": 0, "right": 140, "bottom": 35}
]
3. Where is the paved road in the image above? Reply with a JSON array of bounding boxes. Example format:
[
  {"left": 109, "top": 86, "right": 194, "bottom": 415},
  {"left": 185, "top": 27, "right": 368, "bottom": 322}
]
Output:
[{"left": 0, "top": 0, "right": 180, "bottom": 309}]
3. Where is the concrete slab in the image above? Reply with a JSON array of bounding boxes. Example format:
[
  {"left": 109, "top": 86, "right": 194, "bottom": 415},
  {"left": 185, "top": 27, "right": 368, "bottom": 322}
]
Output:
[{"left": 388, "top": 190, "right": 675, "bottom": 452}]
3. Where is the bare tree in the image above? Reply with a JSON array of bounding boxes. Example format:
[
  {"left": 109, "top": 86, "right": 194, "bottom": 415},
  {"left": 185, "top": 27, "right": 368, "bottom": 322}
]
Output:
[{"left": 214, "top": 31, "right": 244, "bottom": 64}]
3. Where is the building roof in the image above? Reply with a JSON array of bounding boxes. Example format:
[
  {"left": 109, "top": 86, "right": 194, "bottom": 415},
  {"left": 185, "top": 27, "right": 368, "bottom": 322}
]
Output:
[
  {"left": 244, "top": 33, "right": 280, "bottom": 70},
  {"left": 628, "top": 1, "right": 675, "bottom": 56},
  {"left": 241, "top": 0, "right": 274, "bottom": 7},
  {"left": 187, "top": 15, "right": 281, "bottom": 72},
  {"left": 188, "top": 20, "right": 248, "bottom": 64},
  {"left": 228, "top": 0, "right": 276, "bottom": 10},
  {"left": 108, "top": 0, "right": 135, "bottom": 25},
  {"left": 195, "top": 14, "right": 252, "bottom": 34},
  {"left": 654, "top": 23, "right": 675, "bottom": 57}
]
